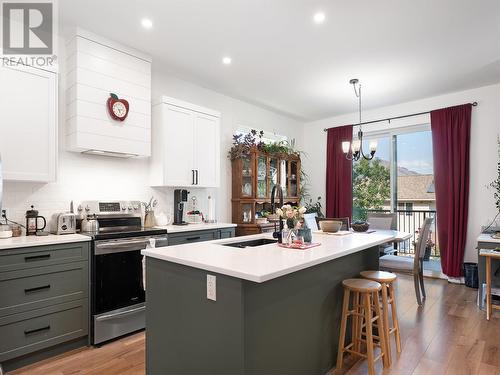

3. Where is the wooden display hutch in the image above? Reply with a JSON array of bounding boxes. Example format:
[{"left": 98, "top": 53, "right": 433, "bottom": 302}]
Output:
[{"left": 231, "top": 147, "right": 301, "bottom": 236}]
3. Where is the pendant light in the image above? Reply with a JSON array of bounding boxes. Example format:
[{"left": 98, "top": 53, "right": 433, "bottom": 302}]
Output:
[{"left": 342, "top": 79, "right": 377, "bottom": 161}]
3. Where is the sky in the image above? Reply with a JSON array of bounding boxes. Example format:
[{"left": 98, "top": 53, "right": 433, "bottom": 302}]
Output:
[{"left": 363, "top": 130, "right": 434, "bottom": 175}]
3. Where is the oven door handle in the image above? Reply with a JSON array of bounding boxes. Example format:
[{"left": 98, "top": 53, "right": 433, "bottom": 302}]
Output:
[
  {"left": 95, "top": 306, "right": 146, "bottom": 321},
  {"left": 95, "top": 237, "right": 168, "bottom": 255},
  {"left": 95, "top": 240, "right": 148, "bottom": 255},
  {"left": 96, "top": 239, "right": 150, "bottom": 247}
]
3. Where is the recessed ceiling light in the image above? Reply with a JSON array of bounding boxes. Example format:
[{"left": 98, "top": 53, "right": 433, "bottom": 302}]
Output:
[
  {"left": 313, "top": 12, "right": 326, "bottom": 24},
  {"left": 222, "top": 56, "right": 232, "bottom": 65},
  {"left": 141, "top": 18, "right": 153, "bottom": 29}
]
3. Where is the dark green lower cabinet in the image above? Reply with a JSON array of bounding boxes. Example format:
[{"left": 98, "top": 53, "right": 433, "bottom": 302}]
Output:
[
  {"left": 219, "top": 228, "right": 235, "bottom": 239},
  {"left": 167, "top": 228, "right": 235, "bottom": 246},
  {"left": 146, "top": 246, "right": 379, "bottom": 375},
  {"left": 0, "top": 241, "right": 90, "bottom": 371}
]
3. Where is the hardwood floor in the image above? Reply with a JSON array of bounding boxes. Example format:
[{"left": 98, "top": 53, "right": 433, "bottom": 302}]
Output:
[{"left": 8, "top": 274, "right": 500, "bottom": 375}]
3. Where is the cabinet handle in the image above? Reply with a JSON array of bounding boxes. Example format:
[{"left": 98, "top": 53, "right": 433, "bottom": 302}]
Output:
[
  {"left": 24, "top": 254, "right": 51, "bottom": 262},
  {"left": 25, "top": 284, "right": 51, "bottom": 294},
  {"left": 195, "top": 170, "right": 199, "bottom": 185},
  {"left": 24, "top": 325, "right": 51, "bottom": 335},
  {"left": 192, "top": 170, "right": 195, "bottom": 185},
  {"left": 186, "top": 236, "right": 201, "bottom": 241}
]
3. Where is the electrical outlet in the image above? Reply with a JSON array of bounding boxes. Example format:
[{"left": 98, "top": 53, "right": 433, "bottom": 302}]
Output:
[{"left": 207, "top": 274, "right": 216, "bottom": 301}]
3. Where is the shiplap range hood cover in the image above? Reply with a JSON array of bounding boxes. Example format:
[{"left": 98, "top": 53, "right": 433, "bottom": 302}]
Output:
[{"left": 66, "top": 29, "right": 152, "bottom": 157}]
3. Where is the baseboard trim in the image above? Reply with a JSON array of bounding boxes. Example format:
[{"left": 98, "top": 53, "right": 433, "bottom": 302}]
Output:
[{"left": 1, "top": 337, "right": 88, "bottom": 373}]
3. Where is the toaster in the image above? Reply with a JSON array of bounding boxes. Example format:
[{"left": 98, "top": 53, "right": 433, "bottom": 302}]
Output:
[{"left": 51, "top": 213, "right": 76, "bottom": 235}]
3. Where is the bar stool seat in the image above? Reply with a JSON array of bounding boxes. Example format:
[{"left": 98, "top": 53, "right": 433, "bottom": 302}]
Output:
[
  {"left": 360, "top": 270, "right": 401, "bottom": 365},
  {"left": 342, "top": 278, "right": 382, "bottom": 292},
  {"left": 337, "top": 278, "right": 389, "bottom": 375}
]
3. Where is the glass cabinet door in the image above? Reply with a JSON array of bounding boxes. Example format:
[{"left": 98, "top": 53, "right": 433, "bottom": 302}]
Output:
[
  {"left": 241, "top": 203, "right": 254, "bottom": 224},
  {"left": 269, "top": 157, "right": 279, "bottom": 195},
  {"left": 289, "top": 160, "right": 298, "bottom": 197},
  {"left": 241, "top": 154, "right": 253, "bottom": 197},
  {"left": 256, "top": 155, "right": 267, "bottom": 198},
  {"left": 280, "top": 160, "right": 288, "bottom": 197}
]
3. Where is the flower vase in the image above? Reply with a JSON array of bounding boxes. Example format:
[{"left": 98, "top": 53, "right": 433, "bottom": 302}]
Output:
[{"left": 285, "top": 228, "right": 298, "bottom": 246}]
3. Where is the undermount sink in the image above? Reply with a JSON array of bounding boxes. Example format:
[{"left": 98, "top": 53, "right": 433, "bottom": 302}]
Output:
[{"left": 221, "top": 238, "right": 277, "bottom": 248}]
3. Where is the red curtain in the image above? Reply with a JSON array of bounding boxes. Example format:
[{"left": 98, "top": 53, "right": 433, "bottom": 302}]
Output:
[
  {"left": 431, "top": 104, "right": 472, "bottom": 277},
  {"left": 326, "top": 125, "right": 353, "bottom": 219}
]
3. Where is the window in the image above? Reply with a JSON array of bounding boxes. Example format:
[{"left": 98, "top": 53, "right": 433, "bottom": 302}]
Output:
[
  {"left": 352, "top": 135, "right": 391, "bottom": 220},
  {"left": 352, "top": 125, "right": 437, "bottom": 257}
]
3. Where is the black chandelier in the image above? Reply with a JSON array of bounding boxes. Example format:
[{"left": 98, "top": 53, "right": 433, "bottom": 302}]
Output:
[{"left": 342, "top": 79, "right": 377, "bottom": 161}]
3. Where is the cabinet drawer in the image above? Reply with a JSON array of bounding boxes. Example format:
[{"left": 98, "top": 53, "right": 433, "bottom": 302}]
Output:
[
  {"left": 0, "top": 300, "right": 88, "bottom": 362},
  {"left": 168, "top": 230, "right": 218, "bottom": 246},
  {"left": 219, "top": 229, "right": 235, "bottom": 239},
  {"left": 0, "top": 262, "right": 88, "bottom": 317},
  {"left": 0, "top": 242, "right": 89, "bottom": 273}
]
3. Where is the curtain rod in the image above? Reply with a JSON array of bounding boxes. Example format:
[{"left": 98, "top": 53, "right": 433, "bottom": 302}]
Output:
[{"left": 322, "top": 102, "right": 478, "bottom": 132}]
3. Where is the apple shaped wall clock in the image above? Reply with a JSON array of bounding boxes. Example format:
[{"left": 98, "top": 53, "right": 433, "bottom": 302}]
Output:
[{"left": 107, "top": 93, "right": 130, "bottom": 121}]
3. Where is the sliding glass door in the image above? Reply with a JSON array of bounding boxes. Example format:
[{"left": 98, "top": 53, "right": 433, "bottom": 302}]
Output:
[
  {"left": 352, "top": 135, "right": 391, "bottom": 220},
  {"left": 352, "top": 125, "right": 439, "bottom": 262}
]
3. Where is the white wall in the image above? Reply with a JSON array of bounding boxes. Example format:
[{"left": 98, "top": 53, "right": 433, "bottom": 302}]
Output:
[
  {"left": 2, "top": 36, "right": 302, "bottom": 226},
  {"left": 302, "top": 83, "right": 500, "bottom": 262},
  {"left": 150, "top": 67, "right": 303, "bottom": 222}
]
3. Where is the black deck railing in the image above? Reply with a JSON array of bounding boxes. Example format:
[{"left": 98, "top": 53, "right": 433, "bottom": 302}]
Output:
[{"left": 365, "top": 209, "right": 439, "bottom": 258}]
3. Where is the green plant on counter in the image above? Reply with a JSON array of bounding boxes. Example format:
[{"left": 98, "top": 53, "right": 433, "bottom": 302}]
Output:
[{"left": 304, "top": 196, "right": 324, "bottom": 218}]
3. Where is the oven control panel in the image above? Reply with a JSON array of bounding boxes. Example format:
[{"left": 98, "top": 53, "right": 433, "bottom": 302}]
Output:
[{"left": 78, "top": 201, "right": 142, "bottom": 216}]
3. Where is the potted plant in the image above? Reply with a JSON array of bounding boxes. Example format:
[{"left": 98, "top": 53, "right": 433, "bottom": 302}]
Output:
[
  {"left": 228, "top": 129, "right": 300, "bottom": 160},
  {"left": 304, "top": 196, "right": 324, "bottom": 218}
]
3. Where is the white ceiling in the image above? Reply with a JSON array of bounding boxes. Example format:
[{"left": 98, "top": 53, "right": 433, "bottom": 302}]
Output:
[{"left": 60, "top": 0, "right": 500, "bottom": 121}]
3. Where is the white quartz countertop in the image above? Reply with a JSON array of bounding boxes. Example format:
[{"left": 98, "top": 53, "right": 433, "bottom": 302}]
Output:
[
  {"left": 0, "top": 234, "right": 90, "bottom": 250},
  {"left": 155, "top": 223, "right": 236, "bottom": 233},
  {"left": 142, "top": 230, "right": 401, "bottom": 283},
  {"left": 477, "top": 233, "right": 500, "bottom": 244}
]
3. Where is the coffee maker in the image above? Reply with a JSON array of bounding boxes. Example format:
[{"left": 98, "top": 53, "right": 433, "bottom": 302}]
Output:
[{"left": 173, "top": 189, "right": 189, "bottom": 225}]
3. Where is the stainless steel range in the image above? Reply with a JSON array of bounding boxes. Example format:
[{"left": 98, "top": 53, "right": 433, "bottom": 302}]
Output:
[{"left": 79, "top": 201, "right": 168, "bottom": 345}]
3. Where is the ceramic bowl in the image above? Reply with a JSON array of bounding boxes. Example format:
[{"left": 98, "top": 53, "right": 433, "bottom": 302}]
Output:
[{"left": 319, "top": 220, "right": 342, "bottom": 233}]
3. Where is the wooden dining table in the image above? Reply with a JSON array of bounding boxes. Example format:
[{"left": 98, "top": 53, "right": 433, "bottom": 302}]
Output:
[{"left": 479, "top": 244, "right": 500, "bottom": 320}]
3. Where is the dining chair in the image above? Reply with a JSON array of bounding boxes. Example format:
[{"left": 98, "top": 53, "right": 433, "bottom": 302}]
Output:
[
  {"left": 367, "top": 212, "right": 397, "bottom": 230},
  {"left": 316, "top": 216, "right": 350, "bottom": 231},
  {"left": 379, "top": 217, "right": 433, "bottom": 305},
  {"left": 367, "top": 212, "right": 398, "bottom": 255}
]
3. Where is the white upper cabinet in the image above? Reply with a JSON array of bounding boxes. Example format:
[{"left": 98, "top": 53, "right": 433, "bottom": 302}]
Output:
[
  {"left": 150, "top": 97, "right": 221, "bottom": 188},
  {"left": 66, "top": 29, "right": 152, "bottom": 158},
  {"left": 0, "top": 64, "right": 57, "bottom": 182}
]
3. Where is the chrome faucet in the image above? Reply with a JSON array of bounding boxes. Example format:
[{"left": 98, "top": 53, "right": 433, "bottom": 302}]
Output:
[{"left": 270, "top": 184, "right": 284, "bottom": 243}]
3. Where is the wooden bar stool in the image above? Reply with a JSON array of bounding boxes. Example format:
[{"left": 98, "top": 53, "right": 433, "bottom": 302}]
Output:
[
  {"left": 337, "top": 278, "right": 389, "bottom": 375},
  {"left": 360, "top": 270, "right": 401, "bottom": 365}
]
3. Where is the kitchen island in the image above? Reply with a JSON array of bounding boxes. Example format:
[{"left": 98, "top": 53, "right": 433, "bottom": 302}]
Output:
[{"left": 142, "top": 231, "right": 399, "bottom": 375}]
